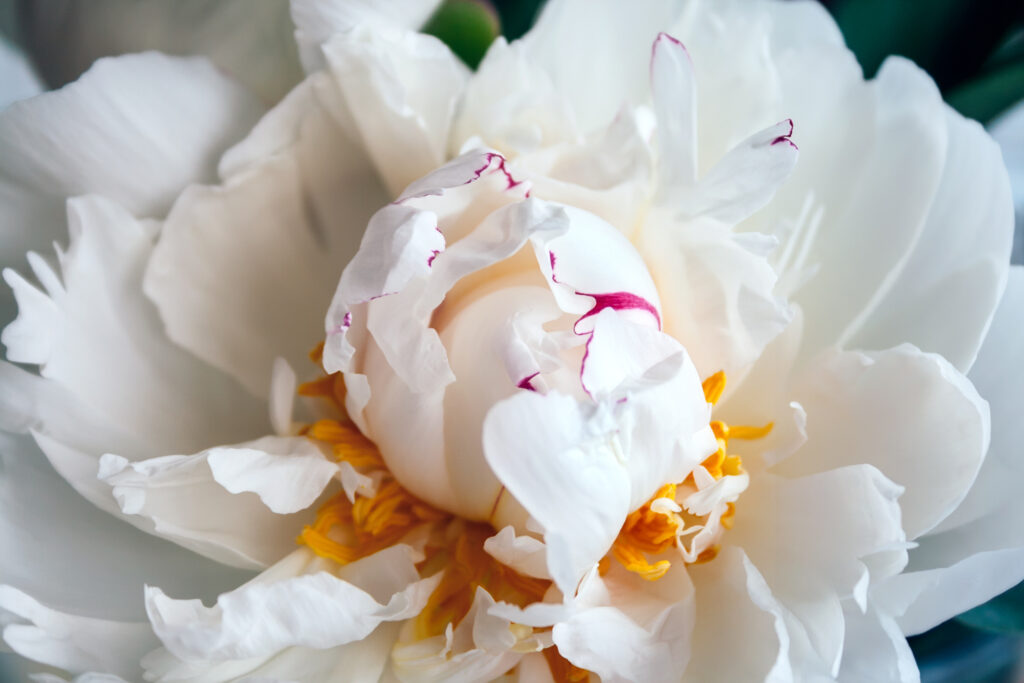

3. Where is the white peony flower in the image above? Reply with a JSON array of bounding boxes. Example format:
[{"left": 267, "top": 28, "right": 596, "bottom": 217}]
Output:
[{"left": 0, "top": 1, "right": 1020, "bottom": 682}]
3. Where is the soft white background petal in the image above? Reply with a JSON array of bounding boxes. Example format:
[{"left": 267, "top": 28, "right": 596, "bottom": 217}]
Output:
[
  {"left": 0, "top": 52, "right": 263, "bottom": 312},
  {"left": 773, "top": 345, "right": 990, "bottom": 540},
  {"left": 322, "top": 27, "right": 467, "bottom": 196},
  {"left": 730, "top": 466, "right": 905, "bottom": 673},
  {"left": 147, "top": 546, "right": 439, "bottom": 661},
  {"left": 145, "top": 72, "right": 388, "bottom": 397},
  {"left": 0, "top": 586, "right": 156, "bottom": 680},
  {"left": 15, "top": 0, "right": 302, "bottom": 102},
  {"left": 0, "top": 432, "right": 252, "bottom": 622},
  {"left": 843, "top": 111, "right": 1013, "bottom": 371},
  {"left": 684, "top": 547, "right": 792, "bottom": 682},
  {"left": 291, "top": 0, "right": 443, "bottom": 73},
  {"left": 97, "top": 436, "right": 336, "bottom": 570}
]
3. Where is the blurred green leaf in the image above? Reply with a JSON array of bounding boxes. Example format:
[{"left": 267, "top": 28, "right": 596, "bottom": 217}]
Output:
[
  {"left": 491, "top": 0, "right": 545, "bottom": 40},
  {"left": 830, "top": 0, "right": 965, "bottom": 80},
  {"left": 829, "top": 0, "right": 1023, "bottom": 95},
  {"left": 910, "top": 619, "right": 1023, "bottom": 683},
  {"left": 947, "top": 60, "right": 1024, "bottom": 124},
  {"left": 424, "top": 0, "right": 500, "bottom": 69},
  {"left": 958, "top": 581, "right": 1024, "bottom": 634}
]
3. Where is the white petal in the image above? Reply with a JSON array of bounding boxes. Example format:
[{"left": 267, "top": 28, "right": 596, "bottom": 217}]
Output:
[
  {"left": 876, "top": 546, "right": 1024, "bottom": 636},
  {"left": 322, "top": 27, "right": 467, "bottom": 195},
  {"left": 521, "top": 0, "right": 684, "bottom": 134},
  {"left": 436, "top": 284, "right": 563, "bottom": 518},
  {"left": 867, "top": 270, "right": 1024, "bottom": 633},
  {"left": 3, "top": 196, "right": 266, "bottom": 457},
  {"left": 344, "top": 197, "right": 566, "bottom": 516},
  {"left": 730, "top": 467, "right": 906, "bottom": 673},
  {"left": 774, "top": 346, "right": 989, "bottom": 540},
  {"left": 483, "top": 391, "right": 630, "bottom": 595},
  {"left": 391, "top": 588, "right": 525, "bottom": 683},
  {"left": 18, "top": 1, "right": 302, "bottom": 103},
  {"left": 843, "top": 109, "right": 1014, "bottom": 372},
  {"left": 837, "top": 601, "right": 919, "bottom": 683},
  {"left": 0, "top": 432, "right": 251, "bottom": 622},
  {"left": 144, "top": 623, "right": 400, "bottom": 683},
  {"left": 145, "top": 73, "right": 388, "bottom": 397},
  {"left": 679, "top": 119, "right": 799, "bottom": 224},
  {"left": 683, "top": 547, "right": 792, "bottom": 683},
  {"left": 323, "top": 150, "right": 502, "bottom": 376},
  {"left": 0, "top": 52, "right": 262, "bottom": 289},
  {"left": 650, "top": 32, "right": 697, "bottom": 192},
  {"left": 579, "top": 308, "right": 685, "bottom": 400},
  {"left": 552, "top": 562, "right": 695, "bottom": 683},
  {"left": 98, "top": 436, "right": 335, "bottom": 570},
  {"left": 582, "top": 313, "right": 716, "bottom": 508},
  {"left": 29, "top": 674, "right": 130, "bottom": 683},
  {"left": 531, "top": 204, "right": 661, "bottom": 332},
  {"left": 641, "top": 214, "right": 790, "bottom": 378},
  {"left": 147, "top": 546, "right": 439, "bottom": 661},
  {"left": 0, "top": 586, "right": 155, "bottom": 680},
  {"left": 452, "top": 37, "right": 577, "bottom": 155},
  {"left": 935, "top": 267, "right": 1024, "bottom": 531},
  {"left": 784, "top": 58, "right": 949, "bottom": 359},
  {"left": 483, "top": 527, "right": 551, "bottom": 581},
  {"left": 291, "top": 0, "right": 443, "bottom": 72}
]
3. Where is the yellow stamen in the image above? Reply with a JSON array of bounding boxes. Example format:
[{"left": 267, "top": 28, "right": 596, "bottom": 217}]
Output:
[
  {"left": 702, "top": 370, "right": 726, "bottom": 405},
  {"left": 610, "top": 371, "right": 772, "bottom": 581}
]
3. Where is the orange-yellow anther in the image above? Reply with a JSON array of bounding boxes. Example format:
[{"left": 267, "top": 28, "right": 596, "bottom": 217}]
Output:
[{"left": 702, "top": 370, "right": 726, "bottom": 405}]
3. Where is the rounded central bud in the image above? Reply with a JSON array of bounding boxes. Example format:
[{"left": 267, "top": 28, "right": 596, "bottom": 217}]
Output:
[{"left": 324, "top": 153, "right": 668, "bottom": 522}]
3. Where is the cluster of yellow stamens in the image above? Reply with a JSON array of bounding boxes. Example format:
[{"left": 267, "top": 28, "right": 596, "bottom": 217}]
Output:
[
  {"left": 607, "top": 371, "right": 772, "bottom": 581},
  {"left": 295, "top": 346, "right": 767, "bottom": 679}
]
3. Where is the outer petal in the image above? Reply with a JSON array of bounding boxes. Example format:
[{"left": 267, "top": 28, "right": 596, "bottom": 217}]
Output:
[
  {"left": 843, "top": 110, "right": 1014, "bottom": 372},
  {"left": 0, "top": 52, "right": 262, "bottom": 295},
  {"left": 934, "top": 267, "right": 1024, "bottom": 531},
  {"left": 2, "top": 196, "right": 266, "bottom": 509},
  {"left": 18, "top": 0, "right": 302, "bottom": 103},
  {"left": 837, "top": 601, "right": 919, "bottom": 683},
  {"left": 0, "top": 433, "right": 251, "bottom": 621},
  {"left": 291, "top": 0, "right": 443, "bottom": 72},
  {"left": 729, "top": 466, "right": 906, "bottom": 675},
  {"left": 521, "top": 0, "right": 685, "bottom": 134},
  {"left": 452, "top": 37, "right": 577, "bottom": 156},
  {"left": 876, "top": 547, "right": 1024, "bottom": 636},
  {"left": 0, "top": 586, "right": 156, "bottom": 680},
  {"left": 683, "top": 547, "right": 792, "bottom": 683},
  {"left": 551, "top": 563, "right": 695, "bottom": 683},
  {"left": 773, "top": 345, "right": 990, "bottom": 540},
  {"left": 97, "top": 436, "right": 337, "bottom": 570},
  {"left": 872, "top": 270, "right": 1024, "bottom": 633},
  {"left": 145, "top": 72, "right": 388, "bottom": 397},
  {"left": 322, "top": 27, "right": 468, "bottom": 196},
  {"left": 143, "top": 623, "right": 399, "bottom": 683},
  {"left": 146, "top": 546, "right": 439, "bottom": 661}
]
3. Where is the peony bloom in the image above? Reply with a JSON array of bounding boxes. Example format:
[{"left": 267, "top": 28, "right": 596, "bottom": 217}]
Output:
[{"left": 0, "top": 0, "right": 1020, "bottom": 681}]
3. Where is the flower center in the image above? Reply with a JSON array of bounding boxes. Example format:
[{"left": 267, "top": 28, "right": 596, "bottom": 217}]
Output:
[
  {"left": 294, "top": 347, "right": 766, "bottom": 678},
  {"left": 605, "top": 371, "right": 772, "bottom": 581}
]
